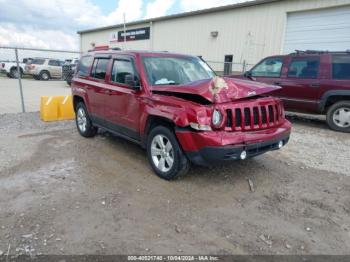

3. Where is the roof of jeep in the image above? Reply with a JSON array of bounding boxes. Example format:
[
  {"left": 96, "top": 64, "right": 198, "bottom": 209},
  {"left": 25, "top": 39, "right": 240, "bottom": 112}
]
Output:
[{"left": 86, "top": 50, "right": 198, "bottom": 58}]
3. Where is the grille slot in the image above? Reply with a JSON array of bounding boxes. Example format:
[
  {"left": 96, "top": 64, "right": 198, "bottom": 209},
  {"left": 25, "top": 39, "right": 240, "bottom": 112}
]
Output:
[
  {"left": 244, "top": 108, "right": 250, "bottom": 126},
  {"left": 253, "top": 107, "right": 259, "bottom": 125},
  {"left": 235, "top": 108, "right": 242, "bottom": 127},
  {"left": 226, "top": 109, "right": 232, "bottom": 127}
]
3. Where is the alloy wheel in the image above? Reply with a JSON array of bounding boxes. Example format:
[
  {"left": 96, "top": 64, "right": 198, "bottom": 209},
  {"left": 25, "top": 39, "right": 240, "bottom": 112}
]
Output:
[
  {"left": 151, "top": 134, "right": 174, "bottom": 173},
  {"left": 77, "top": 107, "right": 87, "bottom": 132}
]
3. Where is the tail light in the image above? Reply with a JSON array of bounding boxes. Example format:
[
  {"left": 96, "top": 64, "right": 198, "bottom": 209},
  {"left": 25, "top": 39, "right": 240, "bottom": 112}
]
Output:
[{"left": 1, "top": 63, "right": 4, "bottom": 68}]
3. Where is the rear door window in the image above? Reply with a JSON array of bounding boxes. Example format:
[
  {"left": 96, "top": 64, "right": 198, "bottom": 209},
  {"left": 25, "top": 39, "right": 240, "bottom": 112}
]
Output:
[
  {"left": 287, "top": 58, "right": 320, "bottom": 79},
  {"left": 90, "top": 58, "right": 109, "bottom": 80},
  {"left": 48, "top": 60, "right": 60, "bottom": 66},
  {"left": 77, "top": 56, "right": 93, "bottom": 77},
  {"left": 251, "top": 57, "right": 283, "bottom": 77},
  {"left": 332, "top": 55, "right": 350, "bottom": 80}
]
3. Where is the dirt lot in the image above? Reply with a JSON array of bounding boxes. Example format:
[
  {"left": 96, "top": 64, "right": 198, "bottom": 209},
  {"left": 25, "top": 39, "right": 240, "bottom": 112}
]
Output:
[{"left": 0, "top": 113, "right": 349, "bottom": 256}]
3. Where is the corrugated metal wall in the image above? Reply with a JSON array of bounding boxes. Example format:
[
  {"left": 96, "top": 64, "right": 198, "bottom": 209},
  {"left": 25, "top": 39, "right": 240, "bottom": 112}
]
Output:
[{"left": 80, "top": 0, "right": 350, "bottom": 70}]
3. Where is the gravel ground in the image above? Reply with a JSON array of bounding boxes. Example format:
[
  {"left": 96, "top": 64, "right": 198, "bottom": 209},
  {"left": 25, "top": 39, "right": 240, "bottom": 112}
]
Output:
[{"left": 0, "top": 112, "right": 349, "bottom": 256}]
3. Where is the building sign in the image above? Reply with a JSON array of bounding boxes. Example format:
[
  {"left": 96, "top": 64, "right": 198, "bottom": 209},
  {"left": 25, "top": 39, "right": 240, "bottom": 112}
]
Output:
[{"left": 110, "top": 27, "right": 150, "bottom": 42}]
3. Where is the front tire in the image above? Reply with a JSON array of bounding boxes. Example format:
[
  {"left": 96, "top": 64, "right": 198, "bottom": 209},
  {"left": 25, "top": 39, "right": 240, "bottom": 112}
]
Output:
[
  {"left": 40, "top": 70, "right": 50, "bottom": 81},
  {"left": 75, "top": 102, "right": 97, "bottom": 137},
  {"left": 326, "top": 101, "right": 350, "bottom": 133},
  {"left": 147, "top": 126, "right": 190, "bottom": 180}
]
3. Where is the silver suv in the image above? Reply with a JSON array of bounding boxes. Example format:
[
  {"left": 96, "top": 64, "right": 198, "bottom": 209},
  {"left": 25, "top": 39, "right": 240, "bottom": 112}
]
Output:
[{"left": 25, "top": 58, "right": 64, "bottom": 80}]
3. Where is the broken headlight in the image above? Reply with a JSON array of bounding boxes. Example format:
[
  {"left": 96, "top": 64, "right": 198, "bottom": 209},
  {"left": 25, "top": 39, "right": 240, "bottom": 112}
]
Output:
[{"left": 190, "top": 122, "right": 212, "bottom": 131}]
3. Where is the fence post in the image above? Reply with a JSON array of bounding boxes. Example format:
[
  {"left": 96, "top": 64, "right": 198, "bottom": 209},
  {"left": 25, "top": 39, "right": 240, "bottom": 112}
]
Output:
[
  {"left": 15, "top": 48, "right": 25, "bottom": 113},
  {"left": 242, "top": 60, "right": 247, "bottom": 73}
]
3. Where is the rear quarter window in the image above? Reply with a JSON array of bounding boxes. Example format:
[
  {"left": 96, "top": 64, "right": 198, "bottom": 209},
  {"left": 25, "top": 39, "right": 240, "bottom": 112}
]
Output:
[
  {"left": 332, "top": 55, "right": 350, "bottom": 80},
  {"left": 77, "top": 56, "right": 93, "bottom": 77},
  {"left": 31, "top": 59, "right": 45, "bottom": 65}
]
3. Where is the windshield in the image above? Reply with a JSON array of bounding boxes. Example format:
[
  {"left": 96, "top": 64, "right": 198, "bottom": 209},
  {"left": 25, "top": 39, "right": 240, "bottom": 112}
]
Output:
[{"left": 142, "top": 56, "right": 215, "bottom": 86}]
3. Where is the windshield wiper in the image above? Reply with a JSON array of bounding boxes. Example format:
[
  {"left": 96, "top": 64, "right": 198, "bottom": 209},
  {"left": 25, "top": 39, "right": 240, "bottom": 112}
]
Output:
[{"left": 155, "top": 82, "right": 180, "bottom": 86}]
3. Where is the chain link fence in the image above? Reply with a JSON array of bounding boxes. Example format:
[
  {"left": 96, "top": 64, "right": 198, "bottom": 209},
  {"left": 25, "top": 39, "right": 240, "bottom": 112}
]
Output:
[
  {"left": 205, "top": 60, "right": 255, "bottom": 76},
  {"left": 0, "top": 46, "right": 256, "bottom": 115},
  {"left": 0, "top": 46, "right": 80, "bottom": 114}
]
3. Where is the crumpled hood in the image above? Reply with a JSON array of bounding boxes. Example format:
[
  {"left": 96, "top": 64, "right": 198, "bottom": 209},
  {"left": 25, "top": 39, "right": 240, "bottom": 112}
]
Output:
[{"left": 151, "top": 76, "right": 280, "bottom": 104}]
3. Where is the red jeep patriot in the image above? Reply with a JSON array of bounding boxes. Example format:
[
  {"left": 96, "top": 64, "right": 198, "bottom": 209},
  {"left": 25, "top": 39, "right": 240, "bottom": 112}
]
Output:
[
  {"left": 72, "top": 49, "right": 291, "bottom": 180},
  {"left": 231, "top": 51, "right": 350, "bottom": 133}
]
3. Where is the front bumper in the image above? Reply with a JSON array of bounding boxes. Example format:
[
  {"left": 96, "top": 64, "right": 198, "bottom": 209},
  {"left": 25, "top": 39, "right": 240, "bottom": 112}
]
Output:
[{"left": 175, "top": 120, "right": 291, "bottom": 166}]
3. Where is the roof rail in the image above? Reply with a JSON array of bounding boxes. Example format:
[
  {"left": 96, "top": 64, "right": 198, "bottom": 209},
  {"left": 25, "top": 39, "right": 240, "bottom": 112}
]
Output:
[{"left": 291, "top": 50, "right": 350, "bottom": 55}]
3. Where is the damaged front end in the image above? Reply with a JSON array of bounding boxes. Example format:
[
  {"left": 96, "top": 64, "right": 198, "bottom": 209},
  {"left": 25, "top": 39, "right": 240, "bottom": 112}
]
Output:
[
  {"left": 151, "top": 76, "right": 292, "bottom": 166},
  {"left": 151, "top": 76, "right": 285, "bottom": 132}
]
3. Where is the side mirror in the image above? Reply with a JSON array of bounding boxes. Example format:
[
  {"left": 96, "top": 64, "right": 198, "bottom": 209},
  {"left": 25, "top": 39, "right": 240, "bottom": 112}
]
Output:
[
  {"left": 125, "top": 74, "right": 141, "bottom": 91},
  {"left": 244, "top": 71, "right": 252, "bottom": 78}
]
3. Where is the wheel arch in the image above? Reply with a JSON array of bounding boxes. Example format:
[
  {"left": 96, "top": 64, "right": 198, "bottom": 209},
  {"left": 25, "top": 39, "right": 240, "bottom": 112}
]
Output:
[
  {"left": 319, "top": 90, "right": 350, "bottom": 113},
  {"left": 40, "top": 69, "right": 51, "bottom": 77},
  {"left": 10, "top": 66, "right": 23, "bottom": 73},
  {"left": 141, "top": 115, "right": 175, "bottom": 148},
  {"left": 73, "top": 95, "right": 86, "bottom": 112}
]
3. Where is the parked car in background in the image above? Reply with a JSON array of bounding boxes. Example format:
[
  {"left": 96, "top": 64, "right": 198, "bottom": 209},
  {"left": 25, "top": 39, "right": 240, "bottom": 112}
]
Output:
[
  {"left": 230, "top": 50, "right": 350, "bottom": 132},
  {"left": 62, "top": 58, "right": 79, "bottom": 86},
  {"left": 0, "top": 58, "right": 33, "bottom": 78},
  {"left": 72, "top": 48, "right": 291, "bottom": 180},
  {"left": 25, "top": 58, "right": 64, "bottom": 80}
]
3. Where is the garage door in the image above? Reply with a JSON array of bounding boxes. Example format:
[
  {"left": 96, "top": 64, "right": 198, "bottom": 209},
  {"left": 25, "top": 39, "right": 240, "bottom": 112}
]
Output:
[{"left": 283, "top": 6, "right": 350, "bottom": 53}]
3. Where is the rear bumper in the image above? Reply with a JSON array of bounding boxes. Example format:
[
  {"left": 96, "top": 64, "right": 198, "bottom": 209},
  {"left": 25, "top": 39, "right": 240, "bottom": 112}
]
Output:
[{"left": 175, "top": 120, "right": 291, "bottom": 166}]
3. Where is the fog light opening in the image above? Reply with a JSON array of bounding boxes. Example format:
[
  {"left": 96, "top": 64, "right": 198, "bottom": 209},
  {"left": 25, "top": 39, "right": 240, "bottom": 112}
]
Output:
[
  {"left": 240, "top": 150, "right": 247, "bottom": 160},
  {"left": 278, "top": 140, "right": 283, "bottom": 149}
]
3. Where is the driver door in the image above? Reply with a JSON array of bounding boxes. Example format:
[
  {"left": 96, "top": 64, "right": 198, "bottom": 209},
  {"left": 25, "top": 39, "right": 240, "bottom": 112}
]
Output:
[{"left": 103, "top": 55, "right": 142, "bottom": 141}]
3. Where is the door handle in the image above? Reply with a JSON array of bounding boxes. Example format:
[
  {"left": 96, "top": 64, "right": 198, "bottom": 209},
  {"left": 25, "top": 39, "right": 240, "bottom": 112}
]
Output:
[
  {"left": 104, "top": 89, "right": 111, "bottom": 95},
  {"left": 309, "top": 83, "right": 320, "bottom": 88},
  {"left": 273, "top": 81, "right": 282, "bottom": 86}
]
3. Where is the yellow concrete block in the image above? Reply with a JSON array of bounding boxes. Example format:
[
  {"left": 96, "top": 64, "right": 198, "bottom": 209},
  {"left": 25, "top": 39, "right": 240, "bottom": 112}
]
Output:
[
  {"left": 40, "top": 95, "right": 75, "bottom": 122},
  {"left": 58, "top": 95, "right": 75, "bottom": 120},
  {"left": 40, "top": 96, "right": 59, "bottom": 122}
]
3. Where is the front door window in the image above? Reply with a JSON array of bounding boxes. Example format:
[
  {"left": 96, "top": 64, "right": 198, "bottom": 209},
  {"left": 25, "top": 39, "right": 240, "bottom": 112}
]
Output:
[{"left": 251, "top": 57, "right": 283, "bottom": 78}]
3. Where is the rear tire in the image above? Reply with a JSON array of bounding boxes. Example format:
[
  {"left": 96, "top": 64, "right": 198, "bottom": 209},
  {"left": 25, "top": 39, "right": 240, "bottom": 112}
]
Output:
[
  {"left": 326, "top": 101, "right": 350, "bottom": 133},
  {"left": 75, "top": 102, "right": 97, "bottom": 137},
  {"left": 40, "top": 70, "right": 50, "bottom": 81},
  {"left": 10, "top": 67, "right": 22, "bottom": 78},
  {"left": 147, "top": 126, "right": 190, "bottom": 180}
]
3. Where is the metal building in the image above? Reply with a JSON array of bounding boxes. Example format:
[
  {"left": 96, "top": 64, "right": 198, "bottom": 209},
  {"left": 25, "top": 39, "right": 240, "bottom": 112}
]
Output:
[{"left": 78, "top": 0, "right": 350, "bottom": 73}]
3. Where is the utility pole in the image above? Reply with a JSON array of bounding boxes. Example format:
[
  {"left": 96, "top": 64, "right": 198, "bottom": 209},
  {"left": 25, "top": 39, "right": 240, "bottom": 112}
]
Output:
[{"left": 123, "top": 13, "right": 127, "bottom": 50}]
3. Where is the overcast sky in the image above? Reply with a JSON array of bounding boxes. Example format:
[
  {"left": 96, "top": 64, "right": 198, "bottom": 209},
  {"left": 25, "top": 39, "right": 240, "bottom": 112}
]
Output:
[{"left": 0, "top": 0, "right": 251, "bottom": 51}]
